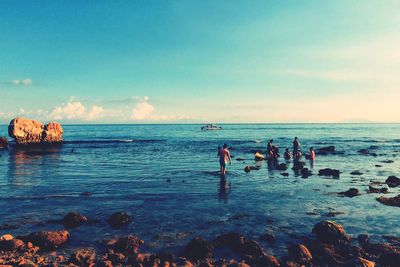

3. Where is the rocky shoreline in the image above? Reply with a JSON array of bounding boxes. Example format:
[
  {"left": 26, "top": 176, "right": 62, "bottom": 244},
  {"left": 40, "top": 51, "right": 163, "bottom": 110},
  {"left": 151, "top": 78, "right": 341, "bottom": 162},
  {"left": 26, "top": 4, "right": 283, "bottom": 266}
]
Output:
[{"left": 1, "top": 218, "right": 400, "bottom": 267}]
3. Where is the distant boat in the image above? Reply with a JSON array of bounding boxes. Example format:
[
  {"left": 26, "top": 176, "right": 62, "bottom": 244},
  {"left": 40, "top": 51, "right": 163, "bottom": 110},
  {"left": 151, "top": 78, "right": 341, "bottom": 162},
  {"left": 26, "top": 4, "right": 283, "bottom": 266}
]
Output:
[{"left": 201, "top": 124, "right": 222, "bottom": 130}]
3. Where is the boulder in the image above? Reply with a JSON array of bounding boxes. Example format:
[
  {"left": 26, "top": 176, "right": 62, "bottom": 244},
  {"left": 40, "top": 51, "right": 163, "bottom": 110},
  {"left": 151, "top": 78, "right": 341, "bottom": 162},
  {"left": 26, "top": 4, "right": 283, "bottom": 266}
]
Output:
[
  {"left": 42, "top": 122, "right": 63, "bottom": 143},
  {"left": 107, "top": 212, "right": 132, "bottom": 228},
  {"left": 316, "top": 146, "right": 335, "bottom": 155},
  {"left": 260, "top": 232, "right": 276, "bottom": 244},
  {"left": 27, "top": 230, "right": 69, "bottom": 250},
  {"left": 214, "top": 232, "right": 246, "bottom": 251},
  {"left": 318, "top": 168, "right": 340, "bottom": 178},
  {"left": 288, "top": 244, "right": 313, "bottom": 265},
  {"left": 62, "top": 212, "right": 88, "bottom": 228},
  {"left": 312, "top": 221, "right": 349, "bottom": 244},
  {"left": 183, "top": 237, "right": 213, "bottom": 262},
  {"left": 350, "top": 170, "right": 363, "bottom": 176},
  {"left": 109, "top": 235, "right": 144, "bottom": 255},
  {"left": 301, "top": 167, "right": 312, "bottom": 178},
  {"left": 70, "top": 249, "right": 96, "bottom": 266},
  {"left": 0, "top": 137, "right": 9, "bottom": 149},
  {"left": 0, "top": 236, "right": 25, "bottom": 251},
  {"left": 376, "top": 195, "right": 400, "bottom": 207},
  {"left": 292, "top": 161, "right": 306, "bottom": 171},
  {"left": 338, "top": 188, "right": 359, "bottom": 198},
  {"left": 342, "top": 257, "right": 375, "bottom": 267},
  {"left": 8, "top": 117, "right": 63, "bottom": 145},
  {"left": 276, "top": 163, "right": 288, "bottom": 171},
  {"left": 386, "top": 176, "right": 400, "bottom": 188}
]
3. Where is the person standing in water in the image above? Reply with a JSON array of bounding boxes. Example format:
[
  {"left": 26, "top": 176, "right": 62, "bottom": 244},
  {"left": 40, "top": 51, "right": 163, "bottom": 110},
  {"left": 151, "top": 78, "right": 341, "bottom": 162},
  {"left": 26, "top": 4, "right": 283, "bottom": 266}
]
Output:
[
  {"left": 267, "top": 139, "right": 274, "bottom": 158},
  {"left": 293, "top": 137, "right": 301, "bottom": 160},
  {"left": 309, "top": 147, "right": 316, "bottom": 160},
  {"left": 218, "top": 144, "right": 232, "bottom": 175}
]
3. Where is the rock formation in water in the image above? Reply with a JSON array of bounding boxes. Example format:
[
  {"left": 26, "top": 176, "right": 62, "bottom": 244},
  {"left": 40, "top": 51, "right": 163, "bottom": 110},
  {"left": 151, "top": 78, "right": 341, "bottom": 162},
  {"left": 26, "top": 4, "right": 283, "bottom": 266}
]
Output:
[
  {"left": 8, "top": 117, "right": 63, "bottom": 145},
  {"left": 0, "top": 136, "right": 8, "bottom": 149}
]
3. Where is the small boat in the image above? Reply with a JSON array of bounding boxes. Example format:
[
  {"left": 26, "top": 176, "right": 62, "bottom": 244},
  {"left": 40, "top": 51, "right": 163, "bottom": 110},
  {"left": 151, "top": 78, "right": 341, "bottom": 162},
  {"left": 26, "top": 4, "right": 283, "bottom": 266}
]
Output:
[{"left": 201, "top": 124, "right": 222, "bottom": 130}]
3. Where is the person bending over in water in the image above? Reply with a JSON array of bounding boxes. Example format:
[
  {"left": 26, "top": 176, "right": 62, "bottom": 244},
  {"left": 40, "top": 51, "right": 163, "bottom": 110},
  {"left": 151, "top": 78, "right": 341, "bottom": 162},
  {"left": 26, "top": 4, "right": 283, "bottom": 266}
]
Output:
[
  {"left": 218, "top": 144, "right": 232, "bottom": 175},
  {"left": 284, "top": 148, "right": 292, "bottom": 160}
]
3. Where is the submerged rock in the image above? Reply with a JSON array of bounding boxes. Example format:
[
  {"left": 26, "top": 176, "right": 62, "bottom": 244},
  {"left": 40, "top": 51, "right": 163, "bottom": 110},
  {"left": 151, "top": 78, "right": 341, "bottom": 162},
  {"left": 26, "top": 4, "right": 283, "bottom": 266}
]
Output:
[
  {"left": 376, "top": 195, "right": 400, "bottom": 207},
  {"left": 316, "top": 146, "right": 335, "bottom": 155},
  {"left": 358, "top": 149, "right": 370, "bottom": 155},
  {"left": 276, "top": 163, "right": 288, "bottom": 171},
  {"left": 0, "top": 137, "right": 9, "bottom": 149},
  {"left": 8, "top": 117, "right": 63, "bottom": 145},
  {"left": 312, "top": 221, "right": 349, "bottom": 244},
  {"left": 367, "top": 186, "right": 388, "bottom": 194},
  {"left": 338, "top": 188, "right": 359, "bottom": 198},
  {"left": 27, "top": 230, "right": 69, "bottom": 250},
  {"left": 62, "top": 212, "right": 88, "bottom": 228},
  {"left": 108, "top": 235, "right": 144, "bottom": 255},
  {"left": 301, "top": 167, "right": 312, "bottom": 178},
  {"left": 385, "top": 176, "right": 400, "bottom": 188},
  {"left": 70, "top": 249, "right": 96, "bottom": 266},
  {"left": 350, "top": 170, "right": 363, "bottom": 176},
  {"left": 318, "top": 168, "right": 340, "bottom": 178},
  {"left": 244, "top": 166, "right": 258, "bottom": 173},
  {"left": 107, "top": 212, "right": 132, "bottom": 228}
]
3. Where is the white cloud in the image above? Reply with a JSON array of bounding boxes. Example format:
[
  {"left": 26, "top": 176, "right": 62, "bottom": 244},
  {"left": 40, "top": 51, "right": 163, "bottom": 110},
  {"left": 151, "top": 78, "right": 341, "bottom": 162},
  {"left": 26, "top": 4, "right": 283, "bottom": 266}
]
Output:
[
  {"left": 131, "top": 96, "right": 155, "bottom": 120},
  {"left": 11, "top": 78, "right": 32, "bottom": 86},
  {"left": 50, "top": 100, "right": 103, "bottom": 121}
]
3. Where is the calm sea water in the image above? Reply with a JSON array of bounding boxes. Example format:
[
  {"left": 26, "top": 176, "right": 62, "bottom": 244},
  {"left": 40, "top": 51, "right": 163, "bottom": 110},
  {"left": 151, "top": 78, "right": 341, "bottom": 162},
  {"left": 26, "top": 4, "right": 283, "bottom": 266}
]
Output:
[{"left": 0, "top": 124, "right": 400, "bottom": 256}]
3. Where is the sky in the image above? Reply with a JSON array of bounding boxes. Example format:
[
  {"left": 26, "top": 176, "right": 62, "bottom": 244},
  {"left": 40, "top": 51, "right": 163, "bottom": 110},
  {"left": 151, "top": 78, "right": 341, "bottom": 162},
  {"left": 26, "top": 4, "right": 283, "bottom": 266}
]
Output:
[{"left": 1, "top": 0, "right": 400, "bottom": 124}]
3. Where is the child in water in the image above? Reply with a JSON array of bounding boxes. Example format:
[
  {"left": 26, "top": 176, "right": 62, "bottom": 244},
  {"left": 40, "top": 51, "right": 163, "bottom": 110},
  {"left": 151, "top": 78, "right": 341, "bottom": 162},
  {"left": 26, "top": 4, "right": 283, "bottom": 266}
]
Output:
[
  {"left": 284, "top": 148, "right": 292, "bottom": 160},
  {"left": 218, "top": 144, "right": 232, "bottom": 175}
]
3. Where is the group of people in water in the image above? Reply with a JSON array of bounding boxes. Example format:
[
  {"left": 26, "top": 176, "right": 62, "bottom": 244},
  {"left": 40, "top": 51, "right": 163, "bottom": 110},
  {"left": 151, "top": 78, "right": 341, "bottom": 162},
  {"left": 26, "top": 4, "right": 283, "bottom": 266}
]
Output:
[{"left": 218, "top": 137, "right": 316, "bottom": 175}]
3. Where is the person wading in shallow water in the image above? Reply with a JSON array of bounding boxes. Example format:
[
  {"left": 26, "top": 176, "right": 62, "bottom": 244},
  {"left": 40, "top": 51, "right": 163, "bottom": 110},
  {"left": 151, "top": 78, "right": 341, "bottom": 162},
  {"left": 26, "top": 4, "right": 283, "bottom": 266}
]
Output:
[
  {"left": 218, "top": 144, "right": 232, "bottom": 175},
  {"left": 293, "top": 137, "right": 301, "bottom": 160}
]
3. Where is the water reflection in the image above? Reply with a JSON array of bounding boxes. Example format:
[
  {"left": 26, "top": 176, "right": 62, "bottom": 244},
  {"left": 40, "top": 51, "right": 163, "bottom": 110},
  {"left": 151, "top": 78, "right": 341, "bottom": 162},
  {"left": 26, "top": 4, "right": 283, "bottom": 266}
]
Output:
[
  {"left": 218, "top": 175, "right": 230, "bottom": 203},
  {"left": 7, "top": 145, "right": 62, "bottom": 187}
]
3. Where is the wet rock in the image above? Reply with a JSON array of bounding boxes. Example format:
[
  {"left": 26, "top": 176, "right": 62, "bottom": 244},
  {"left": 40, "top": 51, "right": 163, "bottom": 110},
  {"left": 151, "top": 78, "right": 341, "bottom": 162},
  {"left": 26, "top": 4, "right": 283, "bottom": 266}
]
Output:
[
  {"left": 376, "top": 194, "right": 400, "bottom": 207},
  {"left": 107, "top": 212, "right": 132, "bottom": 228},
  {"left": 109, "top": 235, "right": 144, "bottom": 255},
  {"left": 42, "top": 122, "right": 63, "bottom": 143},
  {"left": 244, "top": 166, "right": 258, "bottom": 173},
  {"left": 342, "top": 257, "right": 375, "bottom": 267},
  {"left": 301, "top": 167, "right": 312, "bottom": 178},
  {"left": 183, "top": 237, "right": 213, "bottom": 262},
  {"left": 375, "top": 165, "right": 383, "bottom": 168},
  {"left": 339, "top": 188, "right": 360, "bottom": 198},
  {"left": 381, "top": 160, "right": 394, "bottom": 164},
  {"left": 362, "top": 242, "right": 400, "bottom": 257},
  {"left": 318, "top": 168, "right": 340, "bottom": 178},
  {"left": 214, "top": 232, "right": 245, "bottom": 251},
  {"left": 385, "top": 176, "right": 400, "bottom": 188},
  {"left": 312, "top": 221, "right": 349, "bottom": 244},
  {"left": 0, "top": 137, "right": 9, "bottom": 149},
  {"left": 0, "top": 223, "right": 18, "bottom": 230},
  {"left": 70, "top": 249, "right": 96, "bottom": 266},
  {"left": 281, "top": 172, "right": 289, "bottom": 177},
  {"left": 254, "top": 253, "right": 280, "bottom": 267},
  {"left": 358, "top": 149, "right": 370, "bottom": 155},
  {"left": 8, "top": 118, "right": 63, "bottom": 145},
  {"left": 316, "top": 146, "right": 335, "bottom": 155},
  {"left": 27, "top": 230, "right": 69, "bottom": 250},
  {"left": 0, "top": 235, "right": 25, "bottom": 251},
  {"left": 288, "top": 244, "right": 312, "bottom": 265},
  {"left": 379, "top": 252, "right": 400, "bottom": 266},
  {"left": 62, "top": 212, "right": 88, "bottom": 228},
  {"left": 351, "top": 170, "right": 363, "bottom": 175},
  {"left": 260, "top": 232, "right": 276, "bottom": 244},
  {"left": 367, "top": 186, "right": 388, "bottom": 194},
  {"left": 358, "top": 234, "right": 369, "bottom": 245},
  {"left": 276, "top": 163, "right": 288, "bottom": 171},
  {"left": 292, "top": 161, "right": 305, "bottom": 171},
  {"left": 241, "top": 239, "right": 264, "bottom": 257},
  {"left": 325, "top": 211, "right": 345, "bottom": 217}
]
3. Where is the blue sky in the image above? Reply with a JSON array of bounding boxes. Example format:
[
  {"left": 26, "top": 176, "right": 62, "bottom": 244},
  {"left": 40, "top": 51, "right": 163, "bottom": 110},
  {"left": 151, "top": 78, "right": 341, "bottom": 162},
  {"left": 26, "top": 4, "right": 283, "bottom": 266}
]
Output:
[{"left": 1, "top": 0, "right": 399, "bottom": 123}]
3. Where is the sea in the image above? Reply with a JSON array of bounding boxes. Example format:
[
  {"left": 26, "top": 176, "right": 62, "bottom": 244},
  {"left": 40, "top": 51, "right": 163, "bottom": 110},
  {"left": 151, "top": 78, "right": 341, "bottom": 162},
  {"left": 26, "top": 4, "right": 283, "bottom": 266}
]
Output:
[{"left": 0, "top": 123, "right": 399, "bottom": 256}]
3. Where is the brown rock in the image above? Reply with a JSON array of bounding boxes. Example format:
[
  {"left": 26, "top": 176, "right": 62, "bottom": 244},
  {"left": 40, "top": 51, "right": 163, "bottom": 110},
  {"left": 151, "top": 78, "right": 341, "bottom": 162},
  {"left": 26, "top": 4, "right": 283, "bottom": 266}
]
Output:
[
  {"left": 0, "top": 136, "right": 9, "bottom": 149},
  {"left": 376, "top": 194, "right": 400, "bottom": 207},
  {"left": 28, "top": 230, "right": 69, "bottom": 250},
  {"left": 343, "top": 257, "right": 375, "bottom": 267},
  {"left": 8, "top": 118, "right": 44, "bottom": 144},
  {"left": 338, "top": 188, "right": 360, "bottom": 198},
  {"left": 42, "top": 122, "right": 63, "bottom": 143},
  {"left": 70, "top": 249, "right": 96, "bottom": 266},
  {"left": 110, "top": 235, "right": 144, "bottom": 256},
  {"left": 312, "top": 221, "right": 349, "bottom": 244},
  {"left": 288, "top": 244, "right": 313, "bottom": 265},
  {"left": 385, "top": 176, "right": 400, "bottom": 188}
]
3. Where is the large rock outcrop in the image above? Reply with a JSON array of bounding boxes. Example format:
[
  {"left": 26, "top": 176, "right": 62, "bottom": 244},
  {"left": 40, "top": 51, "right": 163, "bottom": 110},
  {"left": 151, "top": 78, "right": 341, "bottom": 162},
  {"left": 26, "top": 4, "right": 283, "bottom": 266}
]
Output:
[{"left": 8, "top": 118, "right": 63, "bottom": 145}]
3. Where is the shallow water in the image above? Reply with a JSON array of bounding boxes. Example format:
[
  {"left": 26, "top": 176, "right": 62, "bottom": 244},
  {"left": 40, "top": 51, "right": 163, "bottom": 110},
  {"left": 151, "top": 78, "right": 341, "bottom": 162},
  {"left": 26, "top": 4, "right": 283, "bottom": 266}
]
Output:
[{"left": 1, "top": 123, "right": 400, "bottom": 256}]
